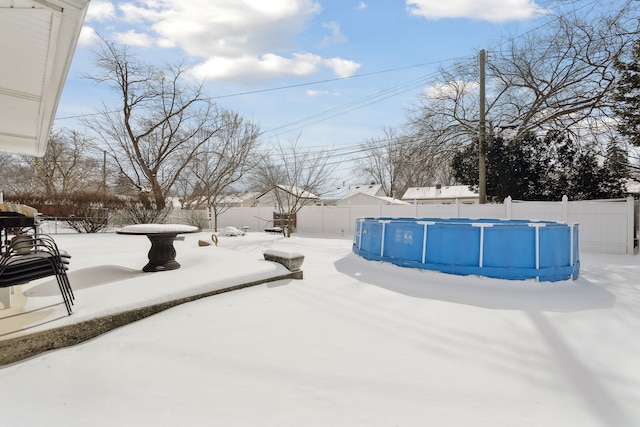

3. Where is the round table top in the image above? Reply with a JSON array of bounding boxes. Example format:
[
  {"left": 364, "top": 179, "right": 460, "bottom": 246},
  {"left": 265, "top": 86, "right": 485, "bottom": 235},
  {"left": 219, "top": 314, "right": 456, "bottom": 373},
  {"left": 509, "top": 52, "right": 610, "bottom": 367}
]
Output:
[{"left": 116, "top": 223, "right": 200, "bottom": 235}]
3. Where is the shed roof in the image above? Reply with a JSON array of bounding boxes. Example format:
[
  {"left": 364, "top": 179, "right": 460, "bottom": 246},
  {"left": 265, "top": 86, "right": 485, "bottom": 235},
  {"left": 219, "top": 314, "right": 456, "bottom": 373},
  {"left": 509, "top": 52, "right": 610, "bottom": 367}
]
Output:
[
  {"left": 402, "top": 185, "right": 478, "bottom": 200},
  {"left": 625, "top": 179, "right": 640, "bottom": 194},
  {"left": 218, "top": 192, "right": 260, "bottom": 205},
  {"left": 257, "top": 185, "right": 319, "bottom": 201},
  {"left": 345, "top": 183, "right": 385, "bottom": 197},
  {"left": 337, "top": 193, "right": 409, "bottom": 206},
  {"left": 0, "top": 0, "right": 89, "bottom": 157}
]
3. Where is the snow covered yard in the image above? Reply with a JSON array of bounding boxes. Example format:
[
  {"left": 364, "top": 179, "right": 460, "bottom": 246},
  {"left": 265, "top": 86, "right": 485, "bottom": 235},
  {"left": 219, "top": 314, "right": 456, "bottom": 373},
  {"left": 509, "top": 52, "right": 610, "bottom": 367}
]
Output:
[{"left": 0, "top": 231, "right": 639, "bottom": 426}]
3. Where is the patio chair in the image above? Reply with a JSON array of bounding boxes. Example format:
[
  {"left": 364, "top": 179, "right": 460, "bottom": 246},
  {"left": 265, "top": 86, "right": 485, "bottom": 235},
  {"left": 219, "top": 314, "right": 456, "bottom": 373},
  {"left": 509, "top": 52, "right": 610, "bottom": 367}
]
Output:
[{"left": 0, "top": 234, "right": 74, "bottom": 315}]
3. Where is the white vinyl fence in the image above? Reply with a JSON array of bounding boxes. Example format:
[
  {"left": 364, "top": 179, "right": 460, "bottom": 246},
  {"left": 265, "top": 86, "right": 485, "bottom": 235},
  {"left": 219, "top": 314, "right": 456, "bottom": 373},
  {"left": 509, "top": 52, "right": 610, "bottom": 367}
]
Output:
[{"left": 213, "top": 196, "right": 639, "bottom": 255}]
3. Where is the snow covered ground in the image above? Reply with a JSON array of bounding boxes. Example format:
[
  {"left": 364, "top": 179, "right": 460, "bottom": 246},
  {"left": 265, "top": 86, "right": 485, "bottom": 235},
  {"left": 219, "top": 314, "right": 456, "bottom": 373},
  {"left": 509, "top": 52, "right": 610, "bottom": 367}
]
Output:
[{"left": 1, "top": 231, "right": 639, "bottom": 427}]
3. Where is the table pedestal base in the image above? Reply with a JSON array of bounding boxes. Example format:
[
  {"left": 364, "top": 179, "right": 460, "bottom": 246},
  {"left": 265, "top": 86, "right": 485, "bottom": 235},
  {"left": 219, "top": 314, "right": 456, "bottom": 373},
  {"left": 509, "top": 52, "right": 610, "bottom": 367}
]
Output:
[{"left": 143, "top": 234, "right": 180, "bottom": 272}]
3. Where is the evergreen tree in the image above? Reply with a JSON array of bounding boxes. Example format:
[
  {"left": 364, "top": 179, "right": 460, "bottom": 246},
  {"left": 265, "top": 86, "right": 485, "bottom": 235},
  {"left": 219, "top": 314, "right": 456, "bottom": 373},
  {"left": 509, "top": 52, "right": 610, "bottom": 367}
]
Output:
[
  {"left": 613, "top": 39, "right": 640, "bottom": 146},
  {"left": 451, "top": 140, "right": 479, "bottom": 192},
  {"left": 603, "top": 138, "right": 629, "bottom": 179},
  {"left": 601, "top": 139, "right": 628, "bottom": 198},
  {"left": 451, "top": 131, "right": 626, "bottom": 201},
  {"left": 570, "top": 152, "right": 606, "bottom": 200},
  {"left": 543, "top": 131, "right": 576, "bottom": 200},
  {"left": 452, "top": 133, "right": 545, "bottom": 202},
  {"left": 487, "top": 135, "right": 534, "bottom": 202}
]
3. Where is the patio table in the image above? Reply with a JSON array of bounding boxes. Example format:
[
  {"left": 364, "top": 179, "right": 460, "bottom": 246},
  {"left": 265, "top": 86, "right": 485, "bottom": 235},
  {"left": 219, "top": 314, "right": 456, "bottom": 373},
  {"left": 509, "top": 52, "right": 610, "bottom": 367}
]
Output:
[{"left": 117, "top": 224, "right": 199, "bottom": 272}]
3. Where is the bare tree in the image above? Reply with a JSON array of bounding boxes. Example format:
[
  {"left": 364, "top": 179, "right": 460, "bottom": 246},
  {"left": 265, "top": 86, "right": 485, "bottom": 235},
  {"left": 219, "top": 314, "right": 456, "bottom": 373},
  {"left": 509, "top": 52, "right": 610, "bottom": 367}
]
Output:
[
  {"left": 0, "top": 129, "right": 102, "bottom": 197},
  {"left": 0, "top": 152, "right": 32, "bottom": 194},
  {"left": 488, "top": 4, "right": 636, "bottom": 136},
  {"left": 182, "top": 110, "right": 261, "bottom": 230},
  {"left": 355, "top": 127, "right": 457, "bottom": 198},
  {"left": 409, "top": 1, "right": 640, "bottom": 145},
  {"left": 83, "top": 38, "right": 223, "bottom": 211},
  {"left": 35, "top": 128, "right": 102, "bottom": 197},
  {"left": 354, "top": 128, "right": 410, "bottom": 198},
  {"left": 0, "top": 152, "right": 10, "bottom": 176},
  {"left": 254, "top": 136, "right": 336, "bottom": 237}
]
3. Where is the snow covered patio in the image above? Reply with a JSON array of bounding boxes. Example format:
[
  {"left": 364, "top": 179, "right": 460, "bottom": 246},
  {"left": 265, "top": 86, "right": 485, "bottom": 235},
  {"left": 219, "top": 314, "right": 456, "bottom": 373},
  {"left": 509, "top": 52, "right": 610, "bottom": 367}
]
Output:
[
  {"left": 0, "top": 231, "right": 297, "bottom": 363},
  {"left": 1, "top": 230, "right": 639, "bottom": 426}
]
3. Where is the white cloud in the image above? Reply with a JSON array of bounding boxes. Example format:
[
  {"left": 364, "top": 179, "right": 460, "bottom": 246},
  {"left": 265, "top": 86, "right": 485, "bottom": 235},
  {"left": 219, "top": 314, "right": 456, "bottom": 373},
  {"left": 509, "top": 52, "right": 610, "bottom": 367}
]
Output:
[
  {"left": 118, "top": 2, "right": 164, "bottom": 23},
  {"left": 157, "top": 37, "right": 177, "bottom": 49},
  {"left": 85, "top": 0, "right": 116, "bottom": 22},
  {"left": 307, "top": 90, "right": 341, "bottom": 97},
  {"left": 97, "top": 0, "right": 361, "bottom": 82},
  {"left": 78, "top": 26, "right": 101, "bottom": 48},
  {"left": 323, "top": 58, "right": 361, "bottom": 78},
  {"left": 115, "top": 0, "right": 321, "bottom": 58},
  {"left": 406, "top": 0, "right": 549, "bottom": 22},
  {"left": 113, "top": 30, "right": 155, "bottom": 48},
  {"left": 189, "top": 52, "right": 360, "bottom": 82},
  {"left": 321, "top": 21, "right": 347, "bottom": 46},
  {"left": 188, "top": 54, "right": 316, "bottom": 82},
  {"left": 356, "top": 2, "right": 367, "bottom": 10}
]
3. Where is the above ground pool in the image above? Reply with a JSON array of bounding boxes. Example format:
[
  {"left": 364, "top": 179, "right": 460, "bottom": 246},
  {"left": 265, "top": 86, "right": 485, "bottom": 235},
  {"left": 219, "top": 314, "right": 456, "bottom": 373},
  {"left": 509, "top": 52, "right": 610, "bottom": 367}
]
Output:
[{"left": 353, "top": 218, "right": 579, "bottom": 282}]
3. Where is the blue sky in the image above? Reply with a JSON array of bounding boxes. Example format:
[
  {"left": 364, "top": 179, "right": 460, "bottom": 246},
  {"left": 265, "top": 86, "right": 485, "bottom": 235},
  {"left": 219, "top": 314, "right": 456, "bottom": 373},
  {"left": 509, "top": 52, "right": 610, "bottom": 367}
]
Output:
[{"left": 54, "top": 0, "right": 585, "bottom": 181}]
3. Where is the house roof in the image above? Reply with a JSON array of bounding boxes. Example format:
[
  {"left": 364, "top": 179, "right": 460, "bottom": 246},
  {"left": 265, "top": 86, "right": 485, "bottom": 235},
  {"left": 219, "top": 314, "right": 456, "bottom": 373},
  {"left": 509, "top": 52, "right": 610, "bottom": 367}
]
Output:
[
  {"left": 402, "top": 185, "right": 478, "bottom": 200},
  {"left": 257, "top": 185, "right": 319, "bottom": 200},
  {"left": 345, "top": 183, "right": 385, "bottom": 197},
  {"left": 218, "top": 192, "right": 260, "bottom": 205},
  {"left": 337, "top": 193, "right": 409, "bottom": 206},
  {"left": 275, "top": 185, "right": 319, "bottom": 199},
  {"left": 0, "top": 0, "right": 89, "bottom": 157},
  {"left": 625, "top": 179, "right": 640, "bottom": 194},
  {"left": 378, "top": 196, "right": 410, "bottom": 205}
]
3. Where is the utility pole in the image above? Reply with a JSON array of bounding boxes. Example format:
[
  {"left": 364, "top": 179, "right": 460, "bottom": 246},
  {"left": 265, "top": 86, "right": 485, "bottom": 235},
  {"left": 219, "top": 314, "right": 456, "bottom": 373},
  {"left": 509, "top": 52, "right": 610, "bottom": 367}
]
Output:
[{"left": 479, "top": 49, "right": 487, "bottom": 204}]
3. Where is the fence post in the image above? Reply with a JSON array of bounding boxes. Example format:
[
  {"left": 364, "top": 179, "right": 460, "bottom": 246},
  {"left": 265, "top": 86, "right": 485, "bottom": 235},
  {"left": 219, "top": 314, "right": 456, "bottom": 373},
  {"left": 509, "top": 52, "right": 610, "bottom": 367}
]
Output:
[
  {"left": 505, "top": 196, "right": 512, "bottom": 219},
  {"left": 562, "top": 195, "right": 568, "bottom": 222},
  {"left": 627, "top": 196, "right": 635, "bottom": 255}
]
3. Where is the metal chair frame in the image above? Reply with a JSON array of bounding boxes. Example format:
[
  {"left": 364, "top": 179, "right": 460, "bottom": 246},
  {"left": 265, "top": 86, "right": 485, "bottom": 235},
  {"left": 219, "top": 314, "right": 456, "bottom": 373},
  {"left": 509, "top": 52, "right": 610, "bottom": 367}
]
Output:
[{"left": 0, "top": 234, "right": 73, "bottom": 315}]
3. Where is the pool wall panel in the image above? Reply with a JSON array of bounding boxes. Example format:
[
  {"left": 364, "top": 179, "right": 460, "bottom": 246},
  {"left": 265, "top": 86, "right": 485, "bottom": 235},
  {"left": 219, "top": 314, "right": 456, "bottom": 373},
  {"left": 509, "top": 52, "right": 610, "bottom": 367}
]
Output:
[{"left": 353, "top": 218, "right": 579, "bottom": 282}]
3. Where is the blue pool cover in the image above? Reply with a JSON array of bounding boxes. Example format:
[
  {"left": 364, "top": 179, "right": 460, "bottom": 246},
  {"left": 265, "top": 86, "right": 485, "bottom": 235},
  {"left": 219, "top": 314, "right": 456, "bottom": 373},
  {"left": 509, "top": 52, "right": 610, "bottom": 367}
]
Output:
[{"left": 353, "top": 218, "right": 580, "bottom": 282}]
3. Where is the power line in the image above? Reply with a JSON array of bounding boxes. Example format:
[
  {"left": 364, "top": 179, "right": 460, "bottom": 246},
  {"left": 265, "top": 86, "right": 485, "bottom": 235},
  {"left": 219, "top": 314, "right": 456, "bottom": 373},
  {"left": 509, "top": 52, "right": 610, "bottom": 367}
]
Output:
[
  {"left": 258, "top": 69, "right": 446, "bottom": 140},
  {"left": 54, "top": 58, "right": 462, "bottom": 122},
  {"left": 183, "top": 4, "right": 623, "bottom": 144},
  {"left": 55, "top": 0, "right": 635, "bottom": 177},
  {"left": 206, "top": 60, "right": 457, "bottom": 100},
  {"left": 55, "top": 0, "right": 611, "bottom": 136}
]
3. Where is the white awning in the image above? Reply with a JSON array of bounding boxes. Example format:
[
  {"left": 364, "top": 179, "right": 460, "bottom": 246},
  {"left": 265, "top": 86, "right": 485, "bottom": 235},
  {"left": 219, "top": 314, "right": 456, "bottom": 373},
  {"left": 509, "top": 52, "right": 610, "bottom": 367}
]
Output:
[{"left": 0, "top": 0, "right": 89, "bottom": 157}]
